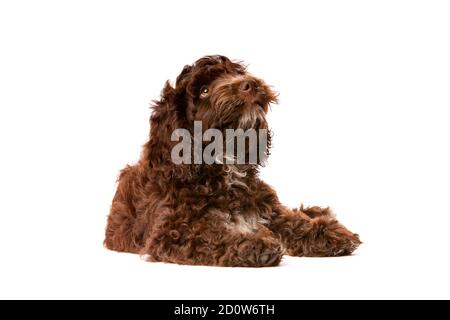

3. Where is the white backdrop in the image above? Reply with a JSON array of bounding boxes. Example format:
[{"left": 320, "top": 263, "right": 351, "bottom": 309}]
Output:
[{"left": 1, "top": 0, "right": 449, "bottom": 299}]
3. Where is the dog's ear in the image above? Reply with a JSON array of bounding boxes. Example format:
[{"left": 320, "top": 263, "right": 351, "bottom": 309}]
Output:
[
  {"left": 172, "top": 64, "right": 195, "bottom": 120},
  {"left": 175, "top": 65, "right": 193, "bottom": 89},
  {"left": 145, "top": 81, "right": 181, "bottom": 169},
  {"left": 144, "top": 68, "right": 192, "bottom": 169}
]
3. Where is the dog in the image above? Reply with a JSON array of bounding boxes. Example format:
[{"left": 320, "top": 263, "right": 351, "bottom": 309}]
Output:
[{"left": 104, "top": 55, "right": 361, "bottom": 267}]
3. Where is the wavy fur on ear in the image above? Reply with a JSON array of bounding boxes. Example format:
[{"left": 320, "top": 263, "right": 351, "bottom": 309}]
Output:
[
  {"left": 104, "top": 55, "right": 361, "bottom": 267},
  {"left": 143, "top": 81, "right": 177, "bottom": 168}
]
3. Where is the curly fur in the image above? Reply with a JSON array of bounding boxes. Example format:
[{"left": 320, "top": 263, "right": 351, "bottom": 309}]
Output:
[{"left": 104, "top": 55, "right": 361, "bottom": 267}]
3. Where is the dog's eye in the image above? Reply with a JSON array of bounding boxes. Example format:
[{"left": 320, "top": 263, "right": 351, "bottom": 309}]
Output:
[{"left": 200, "top": 86, "right": 209, "bottom": 98}]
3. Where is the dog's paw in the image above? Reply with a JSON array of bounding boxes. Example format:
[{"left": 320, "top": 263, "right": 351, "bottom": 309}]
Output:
[
  {"left": 310, "top": 217, "right": 361, "bottom": 256},
  {"left": 229, "top": 237, "right": 284, "bottom": 267},
  {"left": 287, "top": 216, "right": 361, "bottom": 257}
]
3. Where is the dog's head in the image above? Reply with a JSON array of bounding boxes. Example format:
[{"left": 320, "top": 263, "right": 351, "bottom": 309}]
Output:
[
  {"left": 172, "top": 55, "right": 278, "bottom": 130},
  {"left": 147, "top": 56, "right": 277, "bottom": 170}
]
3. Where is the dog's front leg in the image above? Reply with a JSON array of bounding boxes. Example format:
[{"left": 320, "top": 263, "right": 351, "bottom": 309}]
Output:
[
  {"left": 142, "top": 213, "right": 284, "bottom": 267},
  {"left": 269, "top": 204, "right": 361, "bottom": 257},
  {"left": 256, "top": 180, "right": 361, "bottom": 257}
]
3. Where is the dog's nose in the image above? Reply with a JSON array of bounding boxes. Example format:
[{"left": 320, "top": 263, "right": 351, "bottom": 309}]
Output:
[{"left": 239, "top": 80, "right": 255, "bottom": 93}]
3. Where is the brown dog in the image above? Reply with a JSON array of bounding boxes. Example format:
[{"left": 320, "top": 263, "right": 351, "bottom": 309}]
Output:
[{"left": 104, "top": 55, "right": 361, "bottom": 267}]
